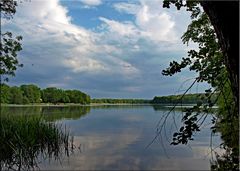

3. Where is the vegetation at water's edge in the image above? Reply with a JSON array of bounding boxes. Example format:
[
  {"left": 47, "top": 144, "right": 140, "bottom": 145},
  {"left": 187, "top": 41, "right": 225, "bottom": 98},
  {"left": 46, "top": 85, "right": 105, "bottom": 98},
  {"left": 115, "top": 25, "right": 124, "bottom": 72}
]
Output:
[
  {"left": 0, "top": 114, "right": 74, "bottom": 170},
  {"left": 91, "top": 98, "right": 151, "bottom": 104},
  {"left": 151, "top": 93, "right": 217, "bottom": 105},
  {"left": 1, "top": 83, "right": 218, "bottom": 105},
  {"left": 92, "top": 93, "right": 217, "bottom": 105},
  {"left": 1, "top": 84, "right": 90, "bottom": 104}
]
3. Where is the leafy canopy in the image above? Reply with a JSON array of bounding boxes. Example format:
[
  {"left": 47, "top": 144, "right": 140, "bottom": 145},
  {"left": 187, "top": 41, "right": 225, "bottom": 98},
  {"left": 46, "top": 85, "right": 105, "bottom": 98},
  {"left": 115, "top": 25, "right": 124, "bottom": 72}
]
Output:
[
  {"left": 161, "top": 1, "right": 238, "bottom": 170},
  {"left": 0, "top": 0, "right": 23, "bottom": 81}
]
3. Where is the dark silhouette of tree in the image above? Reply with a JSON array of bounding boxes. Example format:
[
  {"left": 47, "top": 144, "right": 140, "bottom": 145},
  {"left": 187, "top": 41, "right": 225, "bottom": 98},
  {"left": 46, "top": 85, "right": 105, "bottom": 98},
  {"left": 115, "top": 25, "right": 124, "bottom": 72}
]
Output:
[
  {"left": 160, "top": 1, "right": 239, "bottom": 170},
  {"left": 0, "top": 0, "right": 23, "bottom": 82},
  {"left": 200, "top": 1, "right": 239, "bottom": 112},
  {"left": 163, "top": 0, "right": 239, "bottom": 122}
]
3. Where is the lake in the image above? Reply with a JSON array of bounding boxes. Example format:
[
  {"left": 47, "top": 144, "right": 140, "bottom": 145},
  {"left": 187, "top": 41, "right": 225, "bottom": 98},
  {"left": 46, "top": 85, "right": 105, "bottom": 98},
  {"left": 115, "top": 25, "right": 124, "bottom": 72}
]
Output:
[{"left": 1, "top": 105, "right": 222, "bottom": 170}]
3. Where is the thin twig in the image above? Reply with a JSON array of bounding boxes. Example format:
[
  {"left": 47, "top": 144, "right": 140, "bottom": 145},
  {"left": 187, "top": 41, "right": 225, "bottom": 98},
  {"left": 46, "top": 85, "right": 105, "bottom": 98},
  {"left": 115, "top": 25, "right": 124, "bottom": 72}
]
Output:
[{"left": 146, "top": 79, "right": 198, "bottom": 149}]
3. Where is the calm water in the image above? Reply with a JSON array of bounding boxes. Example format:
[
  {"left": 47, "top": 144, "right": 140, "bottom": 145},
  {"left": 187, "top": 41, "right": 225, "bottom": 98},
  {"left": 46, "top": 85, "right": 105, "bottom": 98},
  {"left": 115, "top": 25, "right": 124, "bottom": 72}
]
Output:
[{"left": 2, "top": 105, "right": 221, "bottom": 170}]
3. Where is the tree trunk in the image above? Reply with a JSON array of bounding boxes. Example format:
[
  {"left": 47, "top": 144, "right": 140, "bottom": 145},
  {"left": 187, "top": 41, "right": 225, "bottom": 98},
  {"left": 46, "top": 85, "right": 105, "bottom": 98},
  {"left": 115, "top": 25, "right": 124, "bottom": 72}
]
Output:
[{"left": 200, "top": 1, "right": 239, "bottom": 113}]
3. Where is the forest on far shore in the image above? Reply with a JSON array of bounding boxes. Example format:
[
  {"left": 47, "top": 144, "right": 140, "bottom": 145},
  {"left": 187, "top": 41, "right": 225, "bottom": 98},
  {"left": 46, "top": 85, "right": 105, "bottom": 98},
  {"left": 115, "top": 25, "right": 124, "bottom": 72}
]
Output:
[
  {"left": 1, "top": 83, "right": 216, "bottom": 105},
  {"left": 92, "top": 93, "right": 217, "bottom": 105},
  {"left": 1, "top": 84, "right": 90, "bottom": 104}
]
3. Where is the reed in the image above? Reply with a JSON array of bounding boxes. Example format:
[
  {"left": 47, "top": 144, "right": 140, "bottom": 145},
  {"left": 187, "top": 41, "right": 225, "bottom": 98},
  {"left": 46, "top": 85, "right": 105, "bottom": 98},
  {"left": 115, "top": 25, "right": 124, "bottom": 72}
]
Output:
[{"left": 0, "top": 114, "right": 74, "bottom": 171}]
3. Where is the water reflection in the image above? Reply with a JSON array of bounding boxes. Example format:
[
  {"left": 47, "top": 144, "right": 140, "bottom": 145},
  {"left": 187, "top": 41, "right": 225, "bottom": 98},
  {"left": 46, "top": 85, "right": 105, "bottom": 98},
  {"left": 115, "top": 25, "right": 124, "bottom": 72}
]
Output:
[
  {"left": 1, "top": 106, "right": 91, "bottom": 121},
  {"left": 41, "top": 105, "right": 219, "bottom": 170},
  {"left": 1, "top": 105, "right": 223, "bottom": 170},
  {"left": 42, "top": 106, "right": 90, "bottom": 121}
]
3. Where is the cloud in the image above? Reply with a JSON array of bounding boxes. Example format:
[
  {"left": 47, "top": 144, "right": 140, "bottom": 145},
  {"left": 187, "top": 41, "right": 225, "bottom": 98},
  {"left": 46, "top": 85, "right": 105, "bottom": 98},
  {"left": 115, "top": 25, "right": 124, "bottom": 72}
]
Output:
[
  {"left": 79, "top": 0, "right": 102, "bottom": 8},
  {"left": 112, "top": 0, "right": 177, "bottom": 42},
  {"left": 3, "top": 0, "right": 139, "bottom": 77},
  {"left": 99, "top": 17, "right": 139, "bottom": 37},
  {"left": 113, "top": 2, "right": 141, "bottom": 15},
  {"left": 63, "top": 57, "right": 106, "bottom": 73},
  {"left": 80, "top": 0, "right": 102, "bottom": 6},
  {"left": 3, "top": 0, "right": 207, "bottom": 98},
  {"left": 135, "top": 7, "right": 176, "bottom": 42}
]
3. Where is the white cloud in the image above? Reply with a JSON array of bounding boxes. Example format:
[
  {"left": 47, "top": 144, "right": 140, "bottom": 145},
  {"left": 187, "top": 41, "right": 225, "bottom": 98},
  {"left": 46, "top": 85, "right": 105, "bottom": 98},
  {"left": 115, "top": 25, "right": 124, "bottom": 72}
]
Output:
[
  {"left": 63, "top": 57, "right": 106, "bottom": 73},
  {"left": 113, "top": 2, "right": 140, "bottom": 15},
  {"left": 79, "top": 0, "right": 102, "bottom": 6},
  {"left": 99, "top": 17, "right": 139, "bottom": 37},
  {"left": 13, "top": 0, "right": 105, "bottom": 73},
  {"left": 136, "top": 5, "right": 176, "bottom": 42},
  {"left": 112, "top": 0, "right": 177, "bottom": 42},
  {"left": 16, "top": 0, "right": 71, "bottom": 24}
]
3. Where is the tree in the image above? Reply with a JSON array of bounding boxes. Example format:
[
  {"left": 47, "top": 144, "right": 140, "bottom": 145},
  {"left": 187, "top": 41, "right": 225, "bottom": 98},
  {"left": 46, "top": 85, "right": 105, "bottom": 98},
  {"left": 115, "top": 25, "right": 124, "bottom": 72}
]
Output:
[
  {"left": 20, "top": 84, "right": 41, "bottom": 103},
  {"left": 163, "top": 0, "right": 239, "bottom": 122},
  {"left": 161, "top": 0, "right": 237, "bottom": 143},
  {"left": 200, "top": 1, "right": 239, "bottom": 110},
  {"left": 41, "top": 87, "right": 62, "bottom": 104},
  {"left": 160, "top": 1, "right": 239, "bottom": 170},
  {"left": 8, "top": 86, "right": 23, "bottom": 104},
  {"left": 0, "top": 0, "right": 17, "bottom": 19},
  {"left": 0, "top": 83, "right": 10, "bottom": 103},
  {"left": 66, "top": 90, "right": 87, "bottom": 104},
  {"left": 0, "top": 0, "right": 23, "bottom": 108},
  {"left": 0, "top": 0, "right": 23, "bottom": 82},
  {"left": 59, "top": 90, "right": 70, "bottom": 103}
]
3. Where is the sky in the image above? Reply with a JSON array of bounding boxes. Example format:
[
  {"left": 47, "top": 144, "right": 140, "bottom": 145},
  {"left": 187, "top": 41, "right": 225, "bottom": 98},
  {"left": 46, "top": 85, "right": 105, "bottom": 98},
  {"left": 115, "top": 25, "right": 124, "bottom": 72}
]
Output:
[{"left": 2, "top": 0, "right": 209, "bottom": 98}]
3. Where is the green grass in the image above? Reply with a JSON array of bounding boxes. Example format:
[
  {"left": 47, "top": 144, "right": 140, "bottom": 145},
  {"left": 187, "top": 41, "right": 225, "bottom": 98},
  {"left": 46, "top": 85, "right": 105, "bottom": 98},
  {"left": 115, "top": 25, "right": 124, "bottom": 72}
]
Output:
[{"left": 0, "top": 114, "right": 74, "bottom": 170}]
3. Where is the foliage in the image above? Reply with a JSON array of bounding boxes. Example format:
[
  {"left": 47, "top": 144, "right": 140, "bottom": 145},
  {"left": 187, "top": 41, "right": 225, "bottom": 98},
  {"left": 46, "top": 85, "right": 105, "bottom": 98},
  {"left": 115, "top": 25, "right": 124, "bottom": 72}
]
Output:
[
  {"left": 0, "top": 0, "right": 23, "bottom": 82},
  {"left": 1, "top": 84, "right": 91, "bottom": 105},
  {"left": 60, "top": 91, "right": 70, "bottom": 103},
  {"left": 42, "top": 88, "right": 90, "bottom": 104},
  {"left": 210, "top": 74, "right": 239, "bottom": 171},
  {"left": 0, "top": 83, "right": 10, "bottom": 103},
  {"left": 151, "top": 93, "right": 217, "bottom": 105},
  {"left": 41, "top": 87, "right": 63, "bottom": 104},
  {"left": 20, "top": 84, "right": 41, "bottom": 103},
  {"left": 0, "top": 0, "right": 17, "bottom": 19},
  {"left": 8, "top": 86, "right": 23, "bottom": 104},
  {"left": 211, "top": 147, "right": 239, "bottom": 171},
  {"left": 161, "top": 1, "right": 239, "bottom": 170},
  {"left": 161, "top": 6, "right": 222, "bottom": 144},
  {"left": 2, "top": 83, "right": 217, "bottom": 105},
  {"left": 66, "top": 90, "right": 90, "bottom": 104},
  {"left": 91, "top": 98, "right": 150, "bottom": 104},
  {"left": 162, "top": 13, "right": 224, "bottom": 86},
  {"left": 92, "top": 94, "right": 218, "bottom": 105}
]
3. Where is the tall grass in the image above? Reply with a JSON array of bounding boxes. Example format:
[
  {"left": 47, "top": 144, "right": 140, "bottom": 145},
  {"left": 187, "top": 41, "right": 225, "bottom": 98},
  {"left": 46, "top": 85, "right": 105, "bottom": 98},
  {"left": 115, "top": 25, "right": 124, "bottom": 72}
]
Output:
[{"left": 0, "top": 114, "right": 74, "bottom": 171}]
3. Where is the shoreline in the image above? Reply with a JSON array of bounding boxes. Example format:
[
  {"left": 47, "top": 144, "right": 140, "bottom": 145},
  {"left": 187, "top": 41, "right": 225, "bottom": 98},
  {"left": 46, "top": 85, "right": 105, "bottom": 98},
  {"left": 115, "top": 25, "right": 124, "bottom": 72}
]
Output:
[
  {"left": 1, "top": 103, "right": 218, "bottom": 108},
  {"left": 1, "top": 103, "right": 153, "bottom": 107}
]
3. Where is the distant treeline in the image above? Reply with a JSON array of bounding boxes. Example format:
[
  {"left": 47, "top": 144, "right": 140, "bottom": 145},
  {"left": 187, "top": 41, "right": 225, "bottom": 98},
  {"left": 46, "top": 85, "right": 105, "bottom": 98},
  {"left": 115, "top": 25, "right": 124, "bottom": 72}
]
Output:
[
  {"left": 1, "top": 83, "right": 217, "bottom": 105},
  {"left": 92, "top": 93, "right": 217, "bottom": 105},
  {"left": 1, "top": 84, "right": 90, "bottom": 104},
  {"left": 91, "top": 98, "right": 151, "bottom": 104},
  {"left": 151, "top": 93, "right": 217, "bottom": 104}
]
